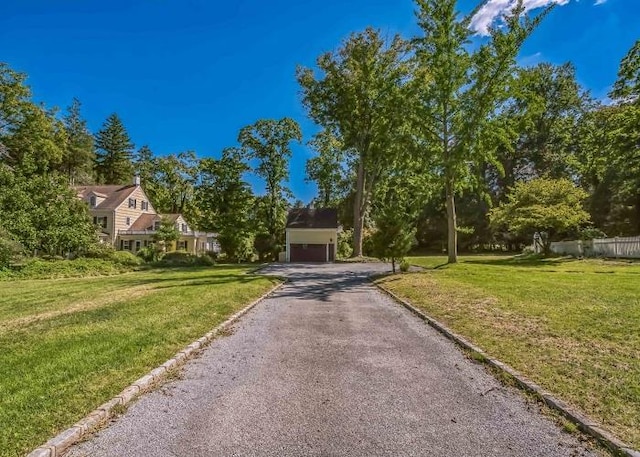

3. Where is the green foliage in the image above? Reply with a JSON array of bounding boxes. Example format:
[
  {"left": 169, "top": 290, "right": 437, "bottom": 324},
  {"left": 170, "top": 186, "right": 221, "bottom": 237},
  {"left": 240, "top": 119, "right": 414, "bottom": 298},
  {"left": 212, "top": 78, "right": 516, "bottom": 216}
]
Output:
[
  {"left": 490, "top": 178, "right": 591, "bottom": 254},
  {"left": 413, "top": 0, "right": 552, "bottom": 263},
  {"left": 152, "top": 217, "right": 180, "bottom": 249},
  {"left": 0, "top": 164, "right": 96, "bottom": 255},
  {"left": 0, "top": 228, "right": 23, "bottom": 268},
  {"left": 238, "top": 118, "right": 301, "bottom": 254},
  {"left": 399, "top": 259, "right": 410, "bottom": 273},
  {"left": 136, "top": 149, "right": 198, "bottom": 217},
  {"left": 298, "top": 28, "right": 412, "bottom": 257},
  {"left": 611, "top": 39, "right": 640, "bottom": 102},
  {"left": 62, "top": 98, "right": 95, "bottom": 185},
  {"left": 136, "top": 245, "right": 159, "bottom": 262},
  {"left": 305, "top": 130, "right": 348, "bottom": 207},
  {"left": 337, "top": 229, "right": 354, "bottom": 259},
  {"left": 158, "top": 251, "right": 214, "bottom": 266},
  {"left": 371, "top": 214, "right": 417, "bottom": 273},
  {"left": 196, "top": 149, "right": 255, "bottom": 262},
  {"left": 94, "top": 113, "right": 134, "bottom": 184},
  {"left": 107, "top": 250, "right": 143, "bottom": 266},
  {"left": 0, "top": 257, "right": 137, "bottom": 280},
  {"left": 84, "top": 242, "right": 117, "bottom": 259},
  {"left": 253, "top": 232, "right": 279, "bottom": 262}
]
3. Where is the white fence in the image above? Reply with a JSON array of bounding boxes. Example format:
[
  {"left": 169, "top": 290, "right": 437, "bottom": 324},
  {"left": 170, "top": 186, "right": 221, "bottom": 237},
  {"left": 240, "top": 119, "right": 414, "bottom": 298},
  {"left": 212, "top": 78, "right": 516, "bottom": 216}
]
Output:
[{"left": 550, "top": 236, "right": 640, "bottom": 259}]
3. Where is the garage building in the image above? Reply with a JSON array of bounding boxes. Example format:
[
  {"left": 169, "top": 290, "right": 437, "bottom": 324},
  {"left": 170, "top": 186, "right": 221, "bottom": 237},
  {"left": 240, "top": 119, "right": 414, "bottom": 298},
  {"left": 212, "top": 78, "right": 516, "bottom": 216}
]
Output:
[{"left": 285, "top": 208, "right": 338, "bottom": 263}]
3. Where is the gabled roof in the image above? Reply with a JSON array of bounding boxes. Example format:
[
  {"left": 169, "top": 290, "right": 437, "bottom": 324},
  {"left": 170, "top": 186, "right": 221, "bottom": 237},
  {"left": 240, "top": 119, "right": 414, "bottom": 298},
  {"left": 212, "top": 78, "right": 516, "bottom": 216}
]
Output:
[
  {"left": 160, "top": 214, "right": 183, "bottom": 223},
  {"left": 286, "top": 208, "right": 338, "bottom": 229},
  {"left": 75, "top": 185, "right": 138, "bottom": 210},
  {"left": 130, "top": 213, "right": 160, "bottom": 230}
]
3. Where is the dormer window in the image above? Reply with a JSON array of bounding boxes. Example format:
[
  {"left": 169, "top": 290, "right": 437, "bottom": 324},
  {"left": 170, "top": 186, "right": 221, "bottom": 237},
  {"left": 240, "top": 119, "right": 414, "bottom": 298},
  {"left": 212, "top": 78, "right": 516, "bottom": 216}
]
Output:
[
  {"left": 128, "top": 198, "right": 137, "bottom": 209},
  {"left": 89, "top": 196, "right": 96, "bottom": 207},
  {"left": 126, "top": 217, "right": 131, "bottom": 226},
  {"left": 181, "top": 223, "right": 187, "bottom": 233}
]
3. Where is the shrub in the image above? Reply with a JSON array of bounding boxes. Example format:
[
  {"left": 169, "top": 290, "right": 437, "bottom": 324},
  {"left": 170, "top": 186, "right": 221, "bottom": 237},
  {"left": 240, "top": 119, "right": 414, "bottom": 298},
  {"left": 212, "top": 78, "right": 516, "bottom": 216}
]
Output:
[
  {"left": 110, "top": 251, "right": 144, "bottom": 266},
  {"left": 400, "top": 260, "right": 410, "bottom": 273},
  {"left": 137, "top": 245, "right": 159, "bottom": 262},
  {"left": 0, "top": 257, "right": 135, "bottom": 280},
  {"left": 0, "top": 230, "right": 23, "bottom": 268},
  {"left": 84, "top": 242, "right": 116, "bottom": 259},
  {"left": 337, "top": 229, "right": 353, "bottom": 259}
]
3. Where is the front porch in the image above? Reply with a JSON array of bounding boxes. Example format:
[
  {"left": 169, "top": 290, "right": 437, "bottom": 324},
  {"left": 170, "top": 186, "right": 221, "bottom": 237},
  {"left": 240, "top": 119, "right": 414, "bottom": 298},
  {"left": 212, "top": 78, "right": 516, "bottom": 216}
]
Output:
[{"left": 117, "top": 229, "right": 217, "bottom": 255}]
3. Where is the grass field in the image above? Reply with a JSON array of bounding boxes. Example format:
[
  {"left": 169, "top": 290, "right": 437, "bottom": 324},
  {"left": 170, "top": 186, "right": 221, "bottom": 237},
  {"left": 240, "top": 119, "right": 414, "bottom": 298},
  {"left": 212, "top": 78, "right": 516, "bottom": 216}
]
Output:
[
  {"left": 0, "top": 266, "right": 279, "bottom": 457},
  {"left": 376, "top": 255, "right": 640, "bottom": 449}
]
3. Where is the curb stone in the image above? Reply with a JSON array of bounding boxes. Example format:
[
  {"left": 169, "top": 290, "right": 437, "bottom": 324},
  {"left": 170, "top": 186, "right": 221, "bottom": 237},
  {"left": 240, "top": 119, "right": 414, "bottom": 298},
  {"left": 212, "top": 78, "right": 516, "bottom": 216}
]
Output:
[
  {"left": 374, "top": 281, "right": 640, "bottom": 457},
  {"left": 27, "top": 279, "right": 285, "bottom": 457}
]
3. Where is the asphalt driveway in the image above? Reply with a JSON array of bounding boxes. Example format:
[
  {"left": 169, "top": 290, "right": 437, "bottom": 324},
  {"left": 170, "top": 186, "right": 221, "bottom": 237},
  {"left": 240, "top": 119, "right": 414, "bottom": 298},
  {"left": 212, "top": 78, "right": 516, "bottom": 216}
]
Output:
[{"left": 69, "top": 263, "right": 598, "bottom": 456}]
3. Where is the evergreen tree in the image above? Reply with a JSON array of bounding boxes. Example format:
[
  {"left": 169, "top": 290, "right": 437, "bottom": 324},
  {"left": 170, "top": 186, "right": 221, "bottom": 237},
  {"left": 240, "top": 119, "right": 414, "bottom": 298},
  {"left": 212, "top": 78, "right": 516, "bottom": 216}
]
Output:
[
  {"left": 62, "top": 98, "right": 95, "bottom": 185},
  {"left": 94, "top": 113, "right": 134, "bottom": 184}
]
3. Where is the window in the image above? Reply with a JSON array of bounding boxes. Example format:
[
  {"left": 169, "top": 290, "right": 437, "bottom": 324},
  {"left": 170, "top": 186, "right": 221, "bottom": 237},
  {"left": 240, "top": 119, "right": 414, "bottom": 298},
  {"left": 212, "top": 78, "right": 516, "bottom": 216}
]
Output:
[
  {"left": 89, "top": 196, "right": 96, "bottom": 207},
  {"left": 153, "top": 221, "right": 161, "bottom": 230},
  {"left": 93, "top": 216, "right": 107, "bottom": 228},
  {"left": 178, "top": 240, "right": 187, "bottom": 251},
  {"left": 122, "top": 240, "right": 130, "bottom": 250},
  {"left": 135, "top": 240, "right": 141, "bottom": 251},
  {"left": 126, "top": 217, "right": 131, "bottom": 226},
  {"left": 181, "top": 223, "right": 187, "bottom": 233},
  {"left": 141, "top": 201, "right": 148, "bottom": 210},
  {"left": 128, "top": 198, "right": 137, "bottom": 209}
]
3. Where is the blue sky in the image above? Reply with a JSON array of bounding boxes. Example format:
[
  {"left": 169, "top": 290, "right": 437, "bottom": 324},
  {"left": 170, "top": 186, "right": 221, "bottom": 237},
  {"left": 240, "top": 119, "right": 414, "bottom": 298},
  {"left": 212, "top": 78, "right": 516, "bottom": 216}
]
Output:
[{"left": 1, "top": 0, "right": 638, "bottom": 201}]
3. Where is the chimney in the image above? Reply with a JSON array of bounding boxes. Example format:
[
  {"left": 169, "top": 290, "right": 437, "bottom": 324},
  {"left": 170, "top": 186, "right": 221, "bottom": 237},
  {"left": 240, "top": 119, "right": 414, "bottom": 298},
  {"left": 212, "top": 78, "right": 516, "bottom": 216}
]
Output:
[{"left": 133, "top": 175, "right": 141, "bottom": 186}]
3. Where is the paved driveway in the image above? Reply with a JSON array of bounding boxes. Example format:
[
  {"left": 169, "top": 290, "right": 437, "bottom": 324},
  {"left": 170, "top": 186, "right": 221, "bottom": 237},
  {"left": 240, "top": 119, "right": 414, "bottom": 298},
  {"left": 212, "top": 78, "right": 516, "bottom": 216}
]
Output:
[{"left": 69, "top": 263, "right": 597, "bottom": 457}]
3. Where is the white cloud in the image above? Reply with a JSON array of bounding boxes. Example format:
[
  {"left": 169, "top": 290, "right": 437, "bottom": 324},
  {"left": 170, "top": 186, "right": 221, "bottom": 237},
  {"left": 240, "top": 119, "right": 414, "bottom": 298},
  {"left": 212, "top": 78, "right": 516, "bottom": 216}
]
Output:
[
  {"left": 594, "top": 0, "right": 607, "bottom": 5},
  {"left": 470, "top": 0, "right": 571, "bottom": 36}
]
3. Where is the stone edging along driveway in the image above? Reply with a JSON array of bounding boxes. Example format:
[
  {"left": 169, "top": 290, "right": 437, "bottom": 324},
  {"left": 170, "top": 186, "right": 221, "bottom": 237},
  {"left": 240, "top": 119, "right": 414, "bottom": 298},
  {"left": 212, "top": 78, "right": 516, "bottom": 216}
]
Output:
[
  {"left": 373, "top": 281, "right": 640, "bottom": 457},
  {"left": 27, "top": 280, "right": 286, "bottom": 457}
]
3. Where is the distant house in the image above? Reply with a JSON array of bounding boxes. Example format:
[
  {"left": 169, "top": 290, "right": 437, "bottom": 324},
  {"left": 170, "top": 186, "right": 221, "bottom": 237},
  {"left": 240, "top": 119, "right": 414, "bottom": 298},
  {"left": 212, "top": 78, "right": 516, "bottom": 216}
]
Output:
[
  {"left": 76, "top": 177, "right": 217, "bottom": 254},
  {"left": 285, "top": 208, "right": 338, "bottom": 262}
]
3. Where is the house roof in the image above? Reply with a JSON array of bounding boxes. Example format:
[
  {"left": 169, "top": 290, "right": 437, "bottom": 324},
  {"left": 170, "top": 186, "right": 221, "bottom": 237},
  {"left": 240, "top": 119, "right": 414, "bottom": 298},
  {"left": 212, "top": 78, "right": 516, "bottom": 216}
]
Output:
[
  {"left": 130, "top": 213, "right": 159, "bottom": 230},
  {"left": 286, "top": 208, "right": 338, "bottom": 229},
  {"left": 75, "top": 185, "right": 138, "bottom": 210},
  {"left": 160, "top": 214, "right": 182, "bottom": 223}
]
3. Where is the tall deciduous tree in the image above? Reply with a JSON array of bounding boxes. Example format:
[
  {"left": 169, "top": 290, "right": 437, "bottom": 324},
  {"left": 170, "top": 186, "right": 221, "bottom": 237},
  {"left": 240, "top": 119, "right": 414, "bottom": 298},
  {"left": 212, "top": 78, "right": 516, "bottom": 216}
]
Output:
[
  {"left": 298, "top": 28, "right": 412, "bottom": 257},
  {"left": 196, "top": 148, "right": 255, "bottom": 262},
  {"left": 62, "top": 98, "right": 95, "bottom": 185},
  {"left": 413, "top": 0, "right": 552, "bottom": 263},
  {"left": 305, "top": 130, "right": 348, "bottom": 207},
  {"left": 0, "top": 164, "right": 96, "bottom": 255},
  {"left": 238, "top": 118, "right": 301, "bottom": 259},
  {"left": 611, "top": 39, "right": 640, "bottom": 102},
  {"left": 94, "top": 113, "right": 134, "bottom": 184}
]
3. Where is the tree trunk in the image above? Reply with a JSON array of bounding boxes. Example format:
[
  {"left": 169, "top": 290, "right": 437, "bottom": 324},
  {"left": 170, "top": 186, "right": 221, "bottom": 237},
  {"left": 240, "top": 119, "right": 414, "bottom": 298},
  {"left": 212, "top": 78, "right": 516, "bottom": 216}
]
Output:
[
  {"left": 445, "top": 178, "right": 458, "bottom": 264},
  {"left": 352, "top": 159, "right": 366, "bottom": 257},
  {"left": 392, "top": 258, "right": 396, "bottom": 274}
]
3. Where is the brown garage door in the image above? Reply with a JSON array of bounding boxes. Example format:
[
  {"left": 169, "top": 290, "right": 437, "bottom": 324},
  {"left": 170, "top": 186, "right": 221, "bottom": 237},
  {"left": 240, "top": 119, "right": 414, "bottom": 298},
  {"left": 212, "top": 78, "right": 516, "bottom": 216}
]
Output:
[{"left": 290, "top": 244, "right": 326, "bottom": 262}]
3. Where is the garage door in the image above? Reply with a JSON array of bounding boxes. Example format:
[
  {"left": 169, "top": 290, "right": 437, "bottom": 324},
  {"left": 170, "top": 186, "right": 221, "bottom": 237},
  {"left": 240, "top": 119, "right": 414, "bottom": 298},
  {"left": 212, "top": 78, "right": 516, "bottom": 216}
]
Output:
[{"left": 290, "top": 244, "right": 326, "bottom": 262}]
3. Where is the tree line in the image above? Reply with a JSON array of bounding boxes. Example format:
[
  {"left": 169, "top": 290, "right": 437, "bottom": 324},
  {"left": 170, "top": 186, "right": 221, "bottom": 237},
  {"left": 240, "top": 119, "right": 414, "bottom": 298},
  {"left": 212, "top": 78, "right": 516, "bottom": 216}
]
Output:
[
  {"left": 0, "top": 60, "right": 302, "bottom": 262},
  {"left": 299, "top": 0, "right": 640, "bottom": 263},
  {"left": 1, "top": 0, "right": 639, "bottom": 265}
]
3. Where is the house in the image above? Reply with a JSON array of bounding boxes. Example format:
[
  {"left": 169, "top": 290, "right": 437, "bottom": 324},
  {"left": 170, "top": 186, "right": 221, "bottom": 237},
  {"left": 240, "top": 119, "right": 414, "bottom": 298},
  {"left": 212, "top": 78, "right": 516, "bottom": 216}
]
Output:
[
  {"left": 76, "top": 177, "right": 216, "bottom": 254},
  {"left": 285, "top": 208, "right": 338, "bottom": 262}
]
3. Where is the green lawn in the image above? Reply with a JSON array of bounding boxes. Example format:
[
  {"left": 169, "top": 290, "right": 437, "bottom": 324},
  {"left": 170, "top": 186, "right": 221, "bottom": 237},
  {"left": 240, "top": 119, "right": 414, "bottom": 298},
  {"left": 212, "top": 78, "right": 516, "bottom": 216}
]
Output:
[
  {"left": 376, "top": 255, "right": 640, "bottom": 449},
  {"left": 0, "top": 266, "right": 279, "bottom": 457}
]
